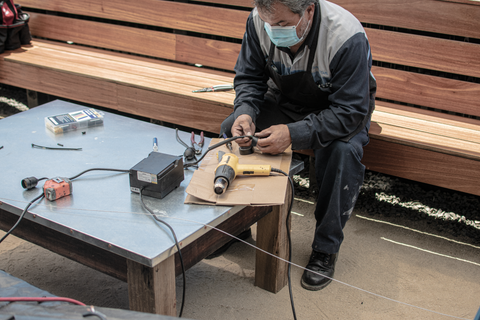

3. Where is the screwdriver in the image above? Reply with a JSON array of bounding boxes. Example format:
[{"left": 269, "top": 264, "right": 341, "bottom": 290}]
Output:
[{"left": 192, "top": 84, "right": 234, "bottom": 93}]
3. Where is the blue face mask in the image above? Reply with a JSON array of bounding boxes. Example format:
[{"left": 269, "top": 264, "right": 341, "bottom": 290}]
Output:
[{"left": 264, "top": 13, "right": 309, "bottom": 47}]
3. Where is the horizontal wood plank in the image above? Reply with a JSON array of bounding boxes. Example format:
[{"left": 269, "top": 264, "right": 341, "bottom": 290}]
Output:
[
  {"left": 29, "top": 40, "right": 235, "bottom": 82},
  {"left": 435, "top": 0, "right": 480, "bottom": 6},
  {"left": 367, "top": 28, "right": 480, "bottom": 79},
  {"left": 372, "top": 66, "right": 480, "bottom": 117},
  {"left": 331, "top": 0, "right": 480, "bottom": 39},
  {"left": 192, "top": 0, "right": 253, "bottom": 8},
  {"left": 117, "top": 86, "right": 231, "bottom": 133},
  {"left": 372, "top": 110, "right": 480, "bottom": 144},
  {"left": 5, "top": 41, "right": 236, "bottom": 105},
  {"left": 27, "top": 13, "right": 177, "bottom": 61},
  {"left": 176, "top": 34, "right": 241, "bottom": 71},
  {"left": 0, "top": 57, "right": 119, "bottom": 108},
  {"left": 363, "top": 139, "right": 480, "bottom": 196},
  {"left": 21, "top": 0, "right": 249, "bottom": 39},
  {"left": 370, "top": 120, "right": 480, "bottom": 159},
  {"left": 375, "top": 102, "right": 480, "bottom": 131}
]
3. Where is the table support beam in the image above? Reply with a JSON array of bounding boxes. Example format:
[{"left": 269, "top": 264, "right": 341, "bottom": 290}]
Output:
[
  {"left": 254, "top": 183, "right": 291, "bottom": 293},
  {"left": 127, "top": 256, "right": 177, "bottom": 316}
]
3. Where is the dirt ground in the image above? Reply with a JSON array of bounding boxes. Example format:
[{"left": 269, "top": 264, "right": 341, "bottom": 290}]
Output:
[
  {"left": 1, "top": 85, "right": 480, "bottom": 319},
  {"left": 1, "top": 201, "right": 479, "bottom": 320}
]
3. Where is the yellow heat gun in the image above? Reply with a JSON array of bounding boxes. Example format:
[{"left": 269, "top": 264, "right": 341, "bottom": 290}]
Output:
[{"left": 213, "top": 151, "right": 271, "bottom": 195}]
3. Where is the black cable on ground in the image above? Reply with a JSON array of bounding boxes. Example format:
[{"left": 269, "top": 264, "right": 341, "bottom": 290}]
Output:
[
  {"left": 271, "top": 167, "right": 297, "bottom": 320},
  {"left": 140, "top": 187, "right": 186, "bottom": 318},
  {"left": 0, "top": 193, "right": 45, "bottom": 245}
]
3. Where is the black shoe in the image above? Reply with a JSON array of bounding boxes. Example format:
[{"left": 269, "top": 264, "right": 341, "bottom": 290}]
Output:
[
  {"left": 205, "top": 228, "right": 252, "bottom": 259},
  {"left": 301, "top": 250, "right": 338, "bottom": 291}
]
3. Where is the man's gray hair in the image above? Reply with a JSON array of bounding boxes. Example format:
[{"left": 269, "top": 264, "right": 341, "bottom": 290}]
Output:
[{"left": 254, "top": 0, "right": 316, "bottom": 15}]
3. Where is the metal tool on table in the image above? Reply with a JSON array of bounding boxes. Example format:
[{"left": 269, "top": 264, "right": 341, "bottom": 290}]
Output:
[
  {"left": 176, "top": 129, "right": 204, "bottom": 162},
  {"left": 222, "top": 133, "right": 233, "bottom": 153},
  {"left": 191, "top": 131, "right": 204, "bottom": 154},
  {"left": 192, "top": 84, "right": 234, "bottom": 93},
  {"left": 213, "top": 151, "right": 271, "bottom": 195}
]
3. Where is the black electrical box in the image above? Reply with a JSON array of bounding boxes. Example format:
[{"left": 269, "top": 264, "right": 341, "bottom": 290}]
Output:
[{"left": 129, "top": 152, "right": 184, "bottom": 199}]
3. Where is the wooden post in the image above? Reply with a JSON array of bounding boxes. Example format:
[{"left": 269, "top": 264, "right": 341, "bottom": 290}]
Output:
[
  {"left": 254, "top": 182, "right": 292, "bottom": 293},
  {"left": 127, "top": 255, "right": 177, "bottom": 316}
]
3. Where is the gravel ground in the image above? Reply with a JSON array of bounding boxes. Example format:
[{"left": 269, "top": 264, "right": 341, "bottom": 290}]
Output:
[{"left": 2, "top": 83, "right": 479, "bottom": 246}]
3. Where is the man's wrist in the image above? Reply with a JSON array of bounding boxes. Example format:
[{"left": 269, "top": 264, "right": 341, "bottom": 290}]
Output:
[{"left": 234, "top": 105, "right": 256, "bottom": 123}]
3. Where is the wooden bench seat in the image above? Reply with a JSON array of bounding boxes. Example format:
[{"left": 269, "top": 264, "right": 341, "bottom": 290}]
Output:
[
  {"left": 0, "top": 0, "right": 479, "bottom": 196},
  {"left": 2, "top": 39, "right": 236, "bottom": 132}
]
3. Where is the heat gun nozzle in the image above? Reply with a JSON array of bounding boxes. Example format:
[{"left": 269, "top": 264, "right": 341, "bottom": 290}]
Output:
[{"left": 214, "top": 177, "right": 229, "bottom": 195}]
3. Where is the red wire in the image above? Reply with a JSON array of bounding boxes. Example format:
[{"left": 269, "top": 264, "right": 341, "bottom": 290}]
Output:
[{"left": 0, "top": 297, "right": 86, "bottom": 306}]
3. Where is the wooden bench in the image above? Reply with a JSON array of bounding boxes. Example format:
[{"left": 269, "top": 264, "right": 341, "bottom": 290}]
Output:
[{"left": 0, "top": 0, "right": 479, "bottom": 197}]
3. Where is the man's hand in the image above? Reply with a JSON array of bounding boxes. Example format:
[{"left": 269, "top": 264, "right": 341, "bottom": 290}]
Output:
[
  {"left": 255, "top": 124, "right": 292, "bottom": 155},
  {"left": 232, "top": 114, "right": 256, "bottom": 146}
]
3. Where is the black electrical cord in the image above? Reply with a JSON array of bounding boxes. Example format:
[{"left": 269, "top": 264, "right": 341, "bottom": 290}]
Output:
[
  {"left": 183, "top": 134, "right": 297, "bottom": 318},
  {"left": 176, "top": 128, "right": 198, "bottom": 163},
  {"left": 0, "top": 193, "right": 45, "bottom": 245},
  {"left": 183, "top": 135, "right": 255, "bottom": 169},
  {"left": 7, "top": 168, "right": 130, "bottom": 246},
  {"left": 271, "top": 168, "right": 297, "bottom": 320},
  {"left": 139, "top": 187, "right": 186, "bottom": 318},
  {"left": 68, "top": 168, "right": 129, "bottom": 181}
]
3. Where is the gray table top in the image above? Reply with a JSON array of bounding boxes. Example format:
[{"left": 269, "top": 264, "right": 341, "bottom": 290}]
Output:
[{"left": 0, "top": 100, "right": 243, "bottom": 267}]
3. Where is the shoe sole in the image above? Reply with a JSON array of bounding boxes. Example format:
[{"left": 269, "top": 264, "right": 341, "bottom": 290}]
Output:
[{"left": 300, "top": 278, "right": 332, "bottom": 291}]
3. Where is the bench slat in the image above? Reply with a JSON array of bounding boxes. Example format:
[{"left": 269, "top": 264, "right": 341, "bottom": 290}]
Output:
[
  {"left": 369, "top": 122, "right": 480, "bottom": 159},
  {"left": 29, "top": 40, "right": 235, "bottom": 82},
  {"left": 176, "top": 34, "right": 241, "bottom": 71},
  {"left": 375, "top": 102, "right": 480, "bottom": 130},
  {"left": 373, "top": 66, "right": 480, "bottom": 117},
  {"left": 21, "top": 0, "right": 249, "bottom": 39},
  {"left": 28, "top": 13, "right": 177, "bottom": 61},
  {"left": 192, "top": 0, "right": 253, "bottom": 8},
  {"left": 367, "top": 28, "right": 480, "bottom": 79},
  {"left": 27, "top": 13, "right": 241, "bottom": 71},
  {"left": 0, "top": 59, "right": 231, "bottom": 133},
  {"left": 5, "top": 44, "right": 236, "bottom": 105},
  {"left": 363, "top": 139, "right": 480, "bottom": 196},
  {"left": 373, "top": 111, "right": 480, "bottom": 145},
  {"left": 332, "top": 0, "right": 480, "bottom": 38}
]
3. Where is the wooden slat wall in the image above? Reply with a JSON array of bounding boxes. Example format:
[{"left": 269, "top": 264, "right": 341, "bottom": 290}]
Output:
[
  {"left": 332, "top": 0, "right": 480, "bottom": 39},
  {"left": 194, "top": 0, "right": 480, "bottom": 38},
  {"left": 28, "top": 13, "right": 177, "bottom": 61},
  {"left": 20, "top": 0, "right": 249, "bottom": 39},
  {"left": 366, "top": 28, "right": 480, "bottom": 79},
  {"left": 27, "top": 13, "right": 241, "bottom": 71},
  {"left": 363, "top": 139, "right": 480, "bottom": 196},
  {"left": 372, "top": 66, "right": 480, "bottom": 118},
  {"left": 24, "top": 0, "right": 479, "bottom": 115}
]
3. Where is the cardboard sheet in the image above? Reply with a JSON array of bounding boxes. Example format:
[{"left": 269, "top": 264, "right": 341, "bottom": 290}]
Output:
[{"left": 185, "top": 138, "right": 292, "bottom": 206}]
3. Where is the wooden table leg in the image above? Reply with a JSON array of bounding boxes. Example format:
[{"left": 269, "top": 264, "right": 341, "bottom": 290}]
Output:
[
  {"left": 127, "top": 255, "right": 176, "bottom": 316},
  {"left": 254, "top": 182, "right": 292, "bottom": 293}
]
